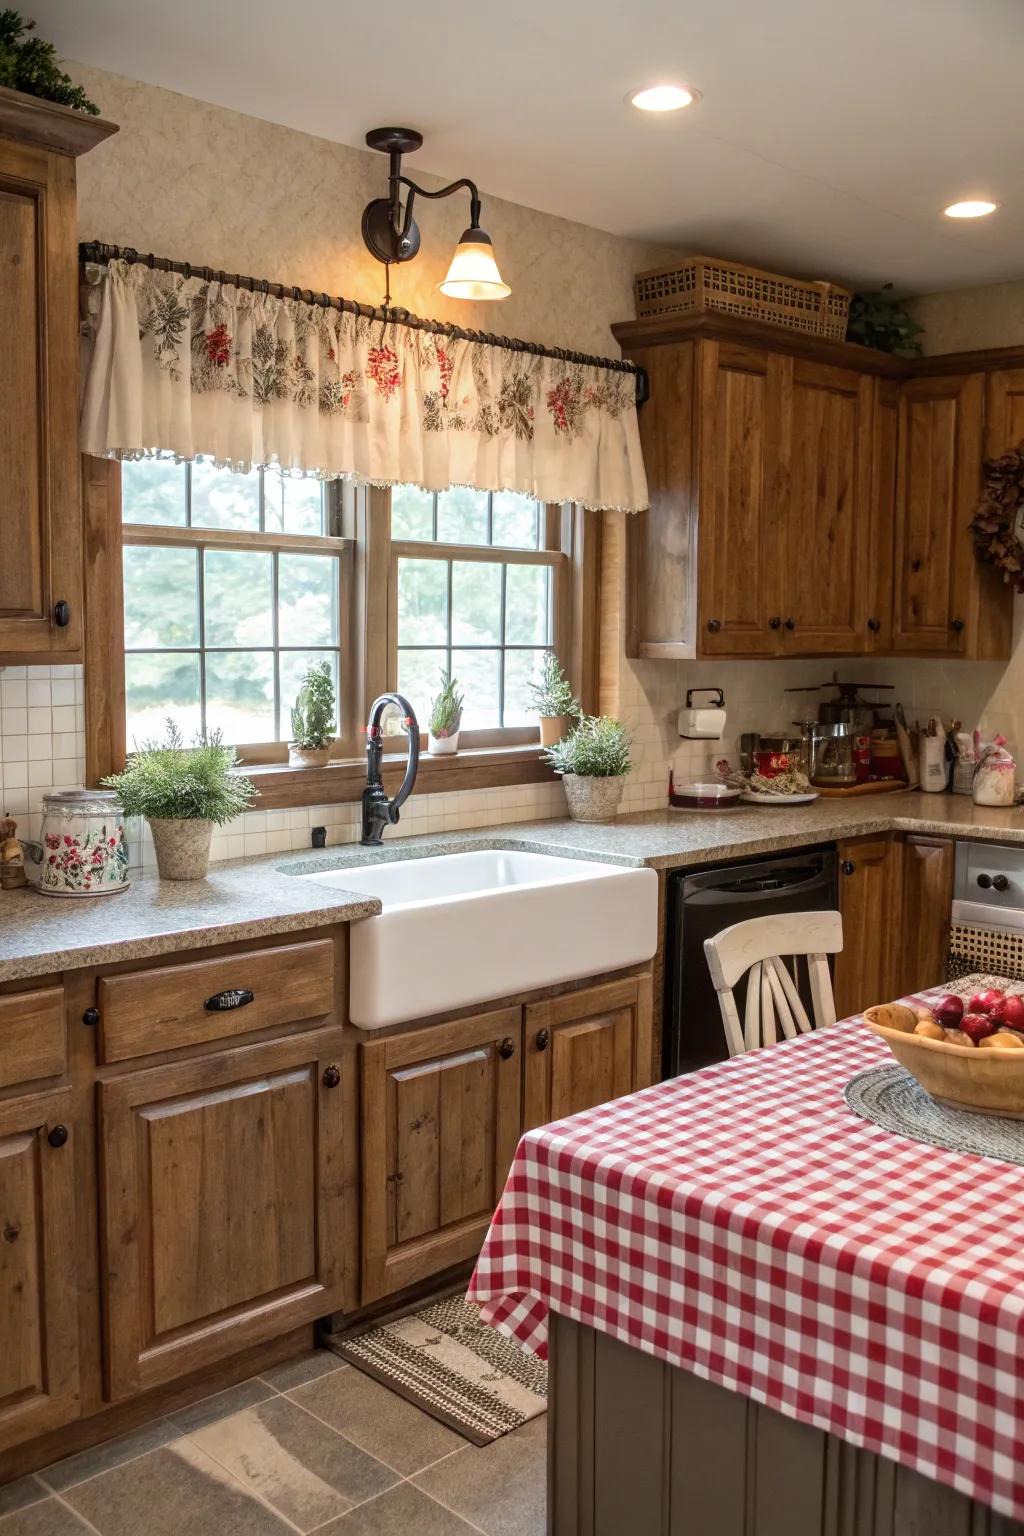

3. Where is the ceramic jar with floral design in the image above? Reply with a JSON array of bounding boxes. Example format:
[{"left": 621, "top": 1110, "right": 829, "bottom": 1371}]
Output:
[{"left": 35, "top": 790, "right": 130, "bottom": 897}]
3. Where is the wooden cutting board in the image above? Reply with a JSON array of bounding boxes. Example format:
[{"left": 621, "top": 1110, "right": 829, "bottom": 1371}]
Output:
[{"left": 814, "top": 778, "right": 907, "bottom": 797}]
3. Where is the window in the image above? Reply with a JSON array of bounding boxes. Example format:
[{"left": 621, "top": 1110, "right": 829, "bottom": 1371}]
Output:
[
  {"left": 120, "top": 460, "right": 349, "bottom": 756},
  {"left": 390, "top": 486, "right": 560, "bottom": 737}
]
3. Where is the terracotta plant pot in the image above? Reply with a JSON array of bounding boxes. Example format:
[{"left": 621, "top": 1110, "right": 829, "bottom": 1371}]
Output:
[
  {"left": 428, "top": 730, "right": 460, "bottom": 756},
  {"left": 539, "top": 715, "right": 570, "bottom": 748},
  {"left": 288, "top": 743, "right": 333, "bottom": 768},
  {"left": 561, "top": 774, "right": 625, "bottom": 823},
  {"left": 148, "top": 817, "right": 214, "bottom": 880}
]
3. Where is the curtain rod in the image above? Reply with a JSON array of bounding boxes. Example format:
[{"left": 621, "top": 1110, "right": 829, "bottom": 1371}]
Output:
[{"left": 79, "top": 240, "right": 650, "bottom": 405}]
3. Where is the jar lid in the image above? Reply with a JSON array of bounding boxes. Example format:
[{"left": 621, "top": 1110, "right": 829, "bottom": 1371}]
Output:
[{"left": 42, "top": 789, "right": 123, "bottom": 807}]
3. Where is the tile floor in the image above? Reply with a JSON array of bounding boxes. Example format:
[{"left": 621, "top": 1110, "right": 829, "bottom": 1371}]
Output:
[{"left": 0, "top": 1351, "right": 545, "bottom": 1536}]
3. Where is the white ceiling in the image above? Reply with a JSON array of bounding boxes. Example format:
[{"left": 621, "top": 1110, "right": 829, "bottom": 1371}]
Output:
[{"left": 37, "top": 0, "right": 1024, "bottom": 294}]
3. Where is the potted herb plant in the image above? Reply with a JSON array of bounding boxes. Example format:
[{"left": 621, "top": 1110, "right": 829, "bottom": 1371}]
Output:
[
  {"left": 545, "top": 714, "right": 632, "bottom": 822},
  {"left": 528, "top": 650, "right": 580, "bottom": 747},
  {"left": 0, "top": 13, "right": 101, "bottom": 113},
  {"left": 428, "top": 671, "right": 464, "bottom": 755},
  {"left": 289, "top": 660, "right": 336, "bottom": 767},
  {"left": 103, "top": 721, "right": 257, "bottom": 880}
]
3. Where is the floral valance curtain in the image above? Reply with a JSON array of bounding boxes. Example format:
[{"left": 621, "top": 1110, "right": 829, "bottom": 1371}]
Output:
[{"left": 80, "top": 260, "right": 649, "bottom": 513}]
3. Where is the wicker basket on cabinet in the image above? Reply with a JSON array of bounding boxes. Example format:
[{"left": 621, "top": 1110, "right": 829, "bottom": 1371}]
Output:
[{"left": 633, "top": 254, "right": 851, "bottom": 340}]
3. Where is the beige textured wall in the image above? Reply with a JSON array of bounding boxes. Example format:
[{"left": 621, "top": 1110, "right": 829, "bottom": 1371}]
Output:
[
  {"left": 909, "top": 281, "right": 1024, "bottom": 356},
  {"left": 71, "top": 64, "right": 673, "bottom": 357}
]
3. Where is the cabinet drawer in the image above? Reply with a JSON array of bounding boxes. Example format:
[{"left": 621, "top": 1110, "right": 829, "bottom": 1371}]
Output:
[
  {"left": 96, "top": 939, "right": 335, "bottom": 1062},
  {"left": 0, "top": 988, "right": 65, "bottom": 1089}
]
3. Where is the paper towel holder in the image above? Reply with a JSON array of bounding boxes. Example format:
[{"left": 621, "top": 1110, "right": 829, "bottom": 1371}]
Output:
[{"left": 678, "top": 687, "right": 726, "bottom": 740}]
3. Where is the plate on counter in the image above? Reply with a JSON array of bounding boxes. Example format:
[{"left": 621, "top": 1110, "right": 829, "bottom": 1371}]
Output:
[{"left": 740, "top": 789, "right": 819, "bottom": 805}]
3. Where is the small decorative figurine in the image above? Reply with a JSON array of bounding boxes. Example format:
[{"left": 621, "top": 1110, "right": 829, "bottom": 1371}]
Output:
[{"left": 0, "top": 817, "right": 27, "bottom": 889}]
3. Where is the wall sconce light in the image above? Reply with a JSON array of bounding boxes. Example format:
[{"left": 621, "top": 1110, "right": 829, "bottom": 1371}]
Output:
[{"left": 361, "top": 127, "right": 510, "bottom": 301}]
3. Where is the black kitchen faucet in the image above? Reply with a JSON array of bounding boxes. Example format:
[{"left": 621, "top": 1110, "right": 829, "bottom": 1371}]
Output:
[{"left": 361, "top": 694, "right": 420, "bottom": 845}]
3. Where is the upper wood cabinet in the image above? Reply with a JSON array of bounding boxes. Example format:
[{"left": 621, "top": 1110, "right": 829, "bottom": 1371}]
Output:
[
  {"left": 360, "top": 1007, "right": 523, "bottom": 1304},
  {"left": 613, "top": 314, "right": 1016, "bottom": 661},
  {"left": 0, "top": 1086, "right": 79, "bottom": 1451},
  {"left": 0, "top": 92, "right": 116, "bottom": 665},
  {"left": 98, "top": 1026, "right": 346, "bottom": 1402}
]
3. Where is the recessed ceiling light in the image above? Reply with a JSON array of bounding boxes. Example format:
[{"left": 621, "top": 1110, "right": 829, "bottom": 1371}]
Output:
[
  {"left": 629, "top": 84, "right": 700, "bottom": 113},
  {"left": 944, "top": 199, "right": 998, "bottom": 219}
]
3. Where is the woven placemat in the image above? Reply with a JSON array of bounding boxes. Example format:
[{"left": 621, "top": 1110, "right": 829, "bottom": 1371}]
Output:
[{"left": 845, "top": 1063, "right": 1024, "bottom": 1166}]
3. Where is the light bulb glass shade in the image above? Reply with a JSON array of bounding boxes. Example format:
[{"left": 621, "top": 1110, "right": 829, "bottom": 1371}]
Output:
[
  {"left": 943, "top": 199, "right": 998, "bottom": 218},
  {"left": 629, "top": 83, "right": 699, "bottom": 112},
  {"left": 439, "top": 228, "right": 511, "bottom": 300}
]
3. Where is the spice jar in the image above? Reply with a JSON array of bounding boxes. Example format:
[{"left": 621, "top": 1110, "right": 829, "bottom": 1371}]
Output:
[
  {"left": 973, "top": 736, "right": 1016, "bottom": 809},
  {"left": 30, "top": 790, "right": 130, "bottom": 897}
]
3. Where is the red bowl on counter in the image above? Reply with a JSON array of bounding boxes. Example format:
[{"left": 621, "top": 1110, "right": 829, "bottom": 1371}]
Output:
[{"left": 669, "top": 780, "right": 743, "bottom": 811}]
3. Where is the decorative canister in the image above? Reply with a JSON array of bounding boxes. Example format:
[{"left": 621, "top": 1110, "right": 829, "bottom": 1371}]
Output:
[
  {"left": 31, "top": 790, "right": 130, "bottom": 897},
  {"left": 973, "top": 736, "right": 1016, "bottom": 809}
]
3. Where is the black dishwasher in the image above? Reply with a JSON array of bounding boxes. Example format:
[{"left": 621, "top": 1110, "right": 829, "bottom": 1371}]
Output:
[{"left": 663, "top": 847, "right": 838, "bottom": 1076}]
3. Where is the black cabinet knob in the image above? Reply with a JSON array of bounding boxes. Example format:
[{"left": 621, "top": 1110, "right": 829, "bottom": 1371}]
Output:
[
  {"left": 82, "top": 1007, "right": 100, "bottom": 1027},
  {"left": 47, "top": 1124, "right": 68, "bottom": 1148},
  {"left": 768, "top": 616, "right": 782, "bottom": 630},
  {"left": 783, "top": 617, "right": 796, "bottom": 631},
  {"left": 910, "top": 558, "right": 922, "bottom": 572},
  {"left": 867, "top": 617, "right": 881, "bottom": 633},
  {"left": 498, "top": 1037, "right": 516, "bottom": 1060},
  {"left": 53, "top": 600, "right": 71, "bottom": 628},
  {"left": 706, "top": 618, "right": 721, "bottom": 634},
  {"left": 977, "top": 872, "right": 992, "bottom": 890},
  {"left": 993, "top": 874, "right": 1010, "bottom": 893},
  {"left": 322, "top": 1065, "right": 341, "bottom": 1088},
  {"left": 841, "top": 859, "right": 856, "bottom": 876},
  {"left": 535, "top": 1029, "right": 550, "bottom": 1052},
  {"left": 950, "top": 618, "right": 965, "bottom": 633}
]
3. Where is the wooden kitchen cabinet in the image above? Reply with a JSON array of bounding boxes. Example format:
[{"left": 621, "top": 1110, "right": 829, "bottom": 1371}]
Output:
[
  {"left": 833, "top": 835, "right": 903, "bottom": 1018},
  {"left": 0, "top": 94, "right": 116, "bottom": 664},
  {"left": 898, "top": 835, "right": 955, "bottom": 998},
  {"left": 98, "top": 1025, "right": 346, "bottom": 1401},
  {"left": 360, "top": 1007, "right": 522, "bottom": 1303},
  {"left": 0, "top": 1087, "right": 80, "bottom": 1451},
  {"left": 523, "top": 974, "right": 653, "bottom": 1131}
]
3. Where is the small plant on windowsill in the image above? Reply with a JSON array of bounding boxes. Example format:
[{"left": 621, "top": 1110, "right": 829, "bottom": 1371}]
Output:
[
  {"left": 289, "top": 661, "right": 337, "bottom": 769},
  {"left": 527, "top": 650, "right": 580, "bottom": 748},
  {"left": 544, "top": 714, "right": 632, "bottom": 823},
  {"left": 103, "top": 721, "right": 257, "bottom": 881},
  {"left": 428, "top": 671, "right": 464, "bottom": 756}
]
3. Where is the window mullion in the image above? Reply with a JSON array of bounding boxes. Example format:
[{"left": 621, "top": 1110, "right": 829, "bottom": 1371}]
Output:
[
  {"left": 272, "top": 550, "right": 282, "bottom": 741},
  {"left": 498, "top": 563, "right": 507, "bottom": 728},
  {"left": 197, "top": 547, "right": 207, "bottom": 737}
]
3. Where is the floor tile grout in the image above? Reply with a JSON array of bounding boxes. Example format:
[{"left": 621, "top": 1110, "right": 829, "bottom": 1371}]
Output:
[
  {"left": 176, "top": 1431, "right": 307, "bottom": 1535},
  {"left": 35, "top": 1417, "right": 181, "bottom": 1495},
  {"left": 50, "top": 1488, "right": 107, "bottom": 1536},
  {"left": 278, "top": 1389, "right": 417, "bottom": 1482}
]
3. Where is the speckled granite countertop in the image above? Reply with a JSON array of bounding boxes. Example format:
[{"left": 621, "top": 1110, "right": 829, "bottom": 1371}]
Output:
[{"left": 2, "top": 791, "right": 1022, "bottom": 983}]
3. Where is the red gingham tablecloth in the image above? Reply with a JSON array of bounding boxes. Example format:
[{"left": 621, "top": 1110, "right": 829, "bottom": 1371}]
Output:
[{"left": 468, "top": 1001, "right": 1024, "bottom": 1520}]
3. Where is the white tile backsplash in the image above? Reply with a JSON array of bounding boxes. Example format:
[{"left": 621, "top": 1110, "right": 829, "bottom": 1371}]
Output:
[{"left": 0, "top": 666, "right": 87, "bottom": 843}]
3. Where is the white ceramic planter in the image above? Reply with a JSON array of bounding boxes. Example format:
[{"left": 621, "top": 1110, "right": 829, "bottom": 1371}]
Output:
[
  {"left": 148, "top": 817, "right": 214, "bottom": 880},
  {"left": 562, "top": 773, "right": 625, "bottom": 823},
  {"left": 288, "top": 743, "right": 333, "bottom": 768},
  {"left": 428, "top": 730, "right": 460, "bottom": 756}
]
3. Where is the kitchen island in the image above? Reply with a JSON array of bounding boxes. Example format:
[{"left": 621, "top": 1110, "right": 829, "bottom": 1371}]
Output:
[{"left": 470, "top": 990, "right": 1024, "bottom": 1535}]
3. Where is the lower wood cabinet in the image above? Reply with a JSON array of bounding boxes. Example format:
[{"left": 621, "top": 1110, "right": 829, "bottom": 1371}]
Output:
[
  {"left": 98, "top": 1026, "right": 346, "bottom": 1401},
  {"left": 0, "top": 1088, "right": 79, "bottom": 1450},
  {"left": 360, "top": 1008, "right": 523, "bottom": 1304},
  {"left": 523, "top": 975, "right": 653, "bottom": 1131},
  {"left": 833, "top": 835, "right": 903, "bottom": 1018},
  {"left": 898, "top": 835, "right": 955, "bottom": 997}
]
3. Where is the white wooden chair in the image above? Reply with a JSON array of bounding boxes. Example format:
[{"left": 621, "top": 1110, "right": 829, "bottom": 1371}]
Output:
[{"left": 703, "top": 911, "right": 844, "bottom": 1057}]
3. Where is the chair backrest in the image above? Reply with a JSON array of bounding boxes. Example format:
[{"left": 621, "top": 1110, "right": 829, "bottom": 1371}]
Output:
[{"left": 703, "top": 910, "right": 844, "bottom": 1057}]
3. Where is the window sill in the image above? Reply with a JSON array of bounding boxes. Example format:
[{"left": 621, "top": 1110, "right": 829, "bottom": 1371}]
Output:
[{"left": 238, "top": 744, "right": 557, "bottom": 811}]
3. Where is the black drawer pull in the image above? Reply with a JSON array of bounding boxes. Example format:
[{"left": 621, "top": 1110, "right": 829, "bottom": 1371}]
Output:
[
  {"left": 53, "top": 600, "right": 71, "bottom": 628},
  {"left": 498, "top": 1037, "right": 516, "bottom": 1060},
  {"left": 867, "top": 617, "right": 881, "bottom": 633},
  {"left": 82, "top": 1007, "right": 100, "bottom": 1027},
  {"left": 535, "top": 1028, "right": 550, "bottom": 1052},
  {"left": 204, "top": 988, "right": 254, "bottom": 1012},
  {"left": 841, "top": 859, "right": 856, "bottom": 876},
  {"left": 322, "top": 1065, "right": 341, "bottom": 1088},
  {"left": 47, "top": 1124, "right": 68, "bottom": 1149}
]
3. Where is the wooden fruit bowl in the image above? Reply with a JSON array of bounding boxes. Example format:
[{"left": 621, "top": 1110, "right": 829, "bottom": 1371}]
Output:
[{"left": 864, "top": 1005, "right": 1024, "bottom": 1118}]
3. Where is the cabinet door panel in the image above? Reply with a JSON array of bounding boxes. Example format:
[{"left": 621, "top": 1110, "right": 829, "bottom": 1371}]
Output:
[
  {"left": 866, "top": 379, "right": 899, "bottom": 650},
  {"left": 524, "top": 975, "right": 653, "bottom": 1132},
  {"left": 780, "top": 362, "right": 873, "bottom": 653},
  {"left": 362, "top": 1009, "right": 522, "bottom": 1303},
  {"left": 0, "top": 1088, "right": 79, "bottom": 1451},
  {"left": 99, "top": 1027, "right": 345, "bottom": 1401},
  {"left": 833, "top": 837, "right": 902, "bottom": 1019},
  {"left": 892, "top": 374, "right": 989, "bottom": 655},
  {"left": 697, "top": 342, "right": 783, "bottom": 656},
  {"left": 985, "top": 368, "right": 1024, "bottom": 457},
  {"left": 899, "top": 836, "right": 955, "bottom": 998},
  {"left": 0, "top": 139, "right": 81, "bottom": 659}
]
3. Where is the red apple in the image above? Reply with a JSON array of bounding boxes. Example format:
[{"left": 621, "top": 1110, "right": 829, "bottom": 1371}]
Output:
[
  {"left": 1000, "top": 994, "right": 1024, "bottom": 1032},
  {"left": 961, "top": 1012, "right": 996, "bottom": 1045},
  {"left": 932, "top": 994, "right": 965, "bottom": 1028},
  {"left": 968, "top": 988, "right": 1006, "bottom": 1015}
]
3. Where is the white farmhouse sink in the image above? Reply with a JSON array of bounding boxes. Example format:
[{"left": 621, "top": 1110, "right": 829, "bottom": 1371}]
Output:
[{"left": 301, "top": 848, "right": 658, "bottom": 1029}]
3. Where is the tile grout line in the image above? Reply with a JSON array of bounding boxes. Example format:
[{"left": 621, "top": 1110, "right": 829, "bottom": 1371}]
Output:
[
  {"left": 49, "top": 1489, "right": 107, "bottom": 1536},
  {"left": 277, "top": 1389, "right": 428, "bottom": 1482},
  {"left": 176, "top": 1429, "right": 307, "bottom": 1536}
]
